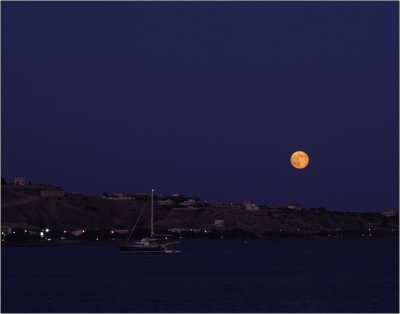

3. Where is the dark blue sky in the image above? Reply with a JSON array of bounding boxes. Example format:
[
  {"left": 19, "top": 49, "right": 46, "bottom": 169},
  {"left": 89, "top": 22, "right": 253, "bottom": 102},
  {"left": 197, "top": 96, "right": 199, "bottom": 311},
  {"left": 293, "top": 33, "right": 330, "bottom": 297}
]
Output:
[{"left": 2, "top": 2, "right": 398, "bottom": 211}]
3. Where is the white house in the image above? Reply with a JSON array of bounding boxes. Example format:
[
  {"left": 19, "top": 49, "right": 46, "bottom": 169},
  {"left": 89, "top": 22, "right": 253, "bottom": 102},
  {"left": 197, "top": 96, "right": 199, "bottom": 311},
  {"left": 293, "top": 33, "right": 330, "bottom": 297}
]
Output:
[
  {"left": 14, "top": 177, "right": 29, "bottom": 186},
  {"left": 287, "top": 203, "right": 301, "bottom": 210},
  {"left": 382, "top": 208, "right": 397, "bottom": 217},
  {"left": 243, "top": 201, "right": 259, "bottom": 211}
]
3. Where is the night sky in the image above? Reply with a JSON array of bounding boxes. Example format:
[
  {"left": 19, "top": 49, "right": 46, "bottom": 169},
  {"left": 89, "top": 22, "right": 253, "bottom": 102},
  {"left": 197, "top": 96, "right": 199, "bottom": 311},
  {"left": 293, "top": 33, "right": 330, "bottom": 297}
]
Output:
[{"left": 2, "top": 2, "right": 398, "bottom": 212}]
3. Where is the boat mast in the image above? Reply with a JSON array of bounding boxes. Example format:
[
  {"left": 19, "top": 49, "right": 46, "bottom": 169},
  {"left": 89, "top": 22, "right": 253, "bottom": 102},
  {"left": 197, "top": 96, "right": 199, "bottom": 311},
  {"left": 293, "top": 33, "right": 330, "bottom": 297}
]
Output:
[{"left": 150, "top": 188, "right": 154, "bottom": 237}]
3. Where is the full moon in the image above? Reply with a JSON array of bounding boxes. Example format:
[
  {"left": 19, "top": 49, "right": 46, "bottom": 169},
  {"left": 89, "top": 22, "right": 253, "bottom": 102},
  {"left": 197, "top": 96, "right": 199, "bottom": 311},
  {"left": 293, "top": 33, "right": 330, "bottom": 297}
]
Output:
[{"left": 291, "top": 151, "right": 309, "bottom": 169}]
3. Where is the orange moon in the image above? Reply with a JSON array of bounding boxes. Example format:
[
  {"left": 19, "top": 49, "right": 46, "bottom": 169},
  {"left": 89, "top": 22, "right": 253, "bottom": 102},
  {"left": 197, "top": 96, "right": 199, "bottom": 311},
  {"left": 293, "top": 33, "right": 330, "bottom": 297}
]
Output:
[{"left": 290, "top": 151, "right": 309, "bottom": 169}]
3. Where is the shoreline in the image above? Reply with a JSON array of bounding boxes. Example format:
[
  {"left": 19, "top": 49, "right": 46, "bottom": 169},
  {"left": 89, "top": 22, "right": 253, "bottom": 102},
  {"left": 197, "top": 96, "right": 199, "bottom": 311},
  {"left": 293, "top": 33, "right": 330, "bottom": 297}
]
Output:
[{"left": 2, "top": 235, "right": 399, "bottom": 248}]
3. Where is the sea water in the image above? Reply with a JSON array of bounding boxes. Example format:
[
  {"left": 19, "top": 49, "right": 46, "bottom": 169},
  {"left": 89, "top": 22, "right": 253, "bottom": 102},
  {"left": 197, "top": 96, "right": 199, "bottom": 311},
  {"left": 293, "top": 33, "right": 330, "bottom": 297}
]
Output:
[{"left": 1, "top": 238, "right": 398, "bottom": 313}]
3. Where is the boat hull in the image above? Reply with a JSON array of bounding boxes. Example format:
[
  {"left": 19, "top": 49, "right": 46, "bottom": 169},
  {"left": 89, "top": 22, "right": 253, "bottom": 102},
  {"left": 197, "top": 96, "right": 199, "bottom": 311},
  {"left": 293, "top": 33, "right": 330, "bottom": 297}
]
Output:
[{"left": 119, "top": 245, "right": 166, "bottom": 253}]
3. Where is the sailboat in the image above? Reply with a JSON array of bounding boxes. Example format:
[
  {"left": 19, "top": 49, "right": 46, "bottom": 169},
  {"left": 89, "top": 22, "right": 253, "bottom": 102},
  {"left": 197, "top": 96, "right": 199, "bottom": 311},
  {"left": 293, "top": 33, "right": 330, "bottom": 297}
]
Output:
[{"left": 119, "top": 189, "right": 180, "bottom": 253}]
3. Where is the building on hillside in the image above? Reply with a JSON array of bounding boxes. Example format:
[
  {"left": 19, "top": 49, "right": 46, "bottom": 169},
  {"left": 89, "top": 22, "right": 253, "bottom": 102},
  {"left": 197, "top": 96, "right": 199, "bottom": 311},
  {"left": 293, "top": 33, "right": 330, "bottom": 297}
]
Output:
[
  {"left": 1, "top": 226, "right": 12, "bottom": 235},
  {"left": 71, "top": 229, "right": 86, "bottom": 237},
  {"left": 179, "top": 198, "right": 208, "bottom": 208},
  {"left": 214, "top": 219, "right": 225, "bottom": 228},
  {"left": 382, "top": 208, "right": 397, "bottom": 217},
  {"left": 1, "top": 223, "right": 39, "bottom": 235},
  {"left": 287, "top": 203, "right": 301, "bottom": 210},
  {"left": 181, "top": 199, "right": 197, "bottom": 208},
  {"left": 110, "top": 229, "right": 129, "bottom": 235},
  {"left": 104, "top": 193, "right": 136, "bottom": 200},
  {"left": 14, "top": 177, "right": 29, "bottom": 186},
  {"left": 167, "top": 227, "right": 186, "bottom": 233},
  {"left": 243, "top": 201, "right": 259, "bottom": 211},
  {"left": 157, "top": 199, "right": 175, "bottom": 206},
  {"left": 215, "top": 202, "right": 243, "bottom": 210}
]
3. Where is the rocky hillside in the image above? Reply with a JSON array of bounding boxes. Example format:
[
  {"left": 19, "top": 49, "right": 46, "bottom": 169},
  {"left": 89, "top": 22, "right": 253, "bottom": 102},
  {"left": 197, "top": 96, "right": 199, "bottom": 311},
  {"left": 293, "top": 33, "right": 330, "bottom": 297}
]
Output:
[
  {"left": 1, "top": 184, "right": 398, "bottom": 236},
  {"left": 2, "top": 184, "right": 152, "bottom": 230}
]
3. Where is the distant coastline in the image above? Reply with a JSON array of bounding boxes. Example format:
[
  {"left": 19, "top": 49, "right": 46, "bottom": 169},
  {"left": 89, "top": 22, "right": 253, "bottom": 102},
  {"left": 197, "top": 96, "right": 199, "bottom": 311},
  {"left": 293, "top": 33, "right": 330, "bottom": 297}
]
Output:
[{"left": 1, "top": 181, "right": 398, "bottom": 244}]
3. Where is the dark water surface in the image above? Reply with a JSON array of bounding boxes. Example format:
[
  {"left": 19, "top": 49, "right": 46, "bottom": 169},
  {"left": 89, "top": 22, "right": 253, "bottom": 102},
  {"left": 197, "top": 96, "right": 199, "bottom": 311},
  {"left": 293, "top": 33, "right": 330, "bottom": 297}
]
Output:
[{"left": 2, "top": 238, "right": 399, "bottom": 313}]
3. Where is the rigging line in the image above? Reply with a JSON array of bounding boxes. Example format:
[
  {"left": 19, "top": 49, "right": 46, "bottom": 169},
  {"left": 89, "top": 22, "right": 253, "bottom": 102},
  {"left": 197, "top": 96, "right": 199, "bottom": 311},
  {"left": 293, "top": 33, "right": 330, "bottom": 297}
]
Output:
[{"left": 125, "top": 200, "right": 148, "bottom": 243}]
